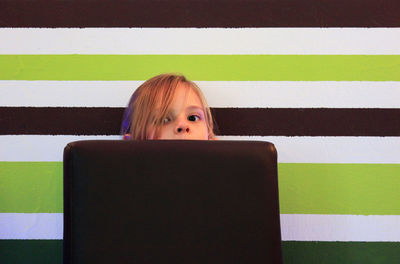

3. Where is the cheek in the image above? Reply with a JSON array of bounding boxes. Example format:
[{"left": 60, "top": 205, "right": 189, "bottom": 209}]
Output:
[
  {"left": 146, "top": 129, "right": 156, "bottom": 140},
  {"left": 154, "top": 125, "right": 173, "bottom": 139},
  {"left": 146, "top": 125, "right": 159, "bottom": 140},
  {"left": 197, "top": 123, "right": 210, "bottom": 138}
]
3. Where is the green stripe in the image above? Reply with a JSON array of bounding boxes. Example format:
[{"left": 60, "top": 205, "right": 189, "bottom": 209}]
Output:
[
  {"left": 0, "top": 240, "right": 62, "bottom": 264},
  {"left": 0, "top": 162, "right": 63, "bottom": 213},
  {"left": 1, "top": 162, "right": 399, "bottom": 214},
  {"left": 0, "top": 240, "right": 399, "bottom": 264},
  {"left": 278, "top": 163, "right": 400, "bottom": 215},
  {"left": 1, "top": 55, "right": 399, "bottom": 81},
  {"left": 282, "top": 241, "right": 400, "bottom": 264}
]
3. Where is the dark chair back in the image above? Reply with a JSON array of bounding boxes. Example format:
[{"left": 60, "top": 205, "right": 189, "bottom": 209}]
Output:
[{"left": 63, "top": 140, "right": 282, "bottom": 264}]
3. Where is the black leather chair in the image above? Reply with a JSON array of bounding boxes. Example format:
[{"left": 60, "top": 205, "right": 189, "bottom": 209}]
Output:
[{"left": 63, "top": 140, "right": 282, "bottom": 264}]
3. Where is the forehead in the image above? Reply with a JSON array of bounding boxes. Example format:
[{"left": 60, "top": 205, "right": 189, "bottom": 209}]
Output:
[
  {"left": 172, "top": 83, "right": 203, "bottom": 106},
  {"left": 152, "top": 82, "right": 205, "bottom": 115},
  {"left": 154, "top": 83, "right": 203, "bottom": 113}
]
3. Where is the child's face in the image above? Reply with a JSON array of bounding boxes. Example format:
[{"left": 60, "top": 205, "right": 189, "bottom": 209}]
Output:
[{"left": 149, "top": 84, "right": 209, "bottom": 140}]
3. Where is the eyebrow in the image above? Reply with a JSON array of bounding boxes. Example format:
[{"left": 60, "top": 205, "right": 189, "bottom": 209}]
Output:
[
  {"left": 154, "top": 105, "right": 204, "bottom": 112},
  {"left": 154, "top": 105, "right": 205, "bottom": 117},
  {"left": 168, "top": 106, "right": 205, "bottom": 118},
  {"left": 186, "top": 105, "right": 205, "bottom": 112}
]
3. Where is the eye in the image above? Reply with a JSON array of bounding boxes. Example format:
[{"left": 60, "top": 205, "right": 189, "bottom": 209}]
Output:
[
  {"left": 188, "top": 115, "right": 200, "bottom": 122},
  {"left": 163, "top": 117, "right": 171, "bottom": 124}
]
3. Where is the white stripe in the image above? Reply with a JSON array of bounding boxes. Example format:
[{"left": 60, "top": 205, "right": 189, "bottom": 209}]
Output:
[
  {"left": 1, "top": 80, "right": 400, "bottom": 108},
  {"left": 1, "top": 213, "right": 399, "bottom": 241},
  {"left": 222, "top": 136, "right": 400, "bottom": 164},
  {"left": 1, "top": 135, "right": 400, "bottom": 164},
  {"left": 1, "top": 28, "right": 399, "bottom": 55},
  {"left": 280, "top": 214, "right": 400, "bottom": 242},
  {"left": 0, "top": 213, "right": 63, "bottom": 240},
  {"left": 0, "top": 135, "right": 122, "bottom": 162}
]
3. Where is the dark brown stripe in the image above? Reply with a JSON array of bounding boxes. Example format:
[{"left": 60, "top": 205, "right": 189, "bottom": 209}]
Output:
[
  {"left": 0, "top": 107, "right": 123, "bottom": 136},
  {"left": 214, "top": 108, "right": 400, "bottom": 136},
  {"left": 1, "top": 0, "right": 399, "bottom": 27},
  {"left": 1, "top": 107, "right": 399, "bottom": 136}
]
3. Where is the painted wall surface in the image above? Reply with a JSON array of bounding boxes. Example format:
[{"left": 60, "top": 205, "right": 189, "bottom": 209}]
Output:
[{"left": 1, "top": 1, "right": 400, "bottom": 263}]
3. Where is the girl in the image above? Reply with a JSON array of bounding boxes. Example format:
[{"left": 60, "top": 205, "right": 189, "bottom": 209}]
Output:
[{"left": 121, "top": 73, "right": 217, "bottom": 140}]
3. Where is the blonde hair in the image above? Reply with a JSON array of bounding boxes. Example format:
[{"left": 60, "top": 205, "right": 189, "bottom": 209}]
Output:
[{"left": 127, "top": 74, "right": 216, "bottom": 140}]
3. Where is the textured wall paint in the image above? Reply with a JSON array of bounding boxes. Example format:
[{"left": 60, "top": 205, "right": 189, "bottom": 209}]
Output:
[{"left": 1, "top": 5, "right": 400, "bottom": 261}]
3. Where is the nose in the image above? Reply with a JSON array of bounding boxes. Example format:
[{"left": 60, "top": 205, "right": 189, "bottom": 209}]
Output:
[
  {"left": 175, "top": 126, "right": 189, "bottom": 134},
  {"left": 175, "top": 122, "right": 190, "bottom": 134}
]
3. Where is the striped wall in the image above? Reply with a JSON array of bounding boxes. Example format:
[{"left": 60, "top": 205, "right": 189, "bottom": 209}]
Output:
[{"left": 1, "top": 1, "right": 400, "bottom": 263}]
